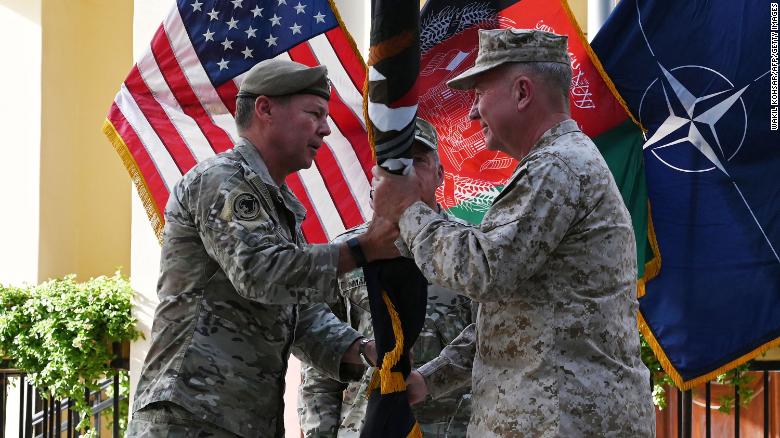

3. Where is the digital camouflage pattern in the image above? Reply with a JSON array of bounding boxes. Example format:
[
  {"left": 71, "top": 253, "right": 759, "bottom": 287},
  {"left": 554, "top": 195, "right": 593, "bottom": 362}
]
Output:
[
  {"left": 298, "top": 222, "right": 474, "bottom": 437},
  {"left": 404, "top": 120, "right": 655, "bottom": 437},
  {"left": 129, "top": 140, "right": 362, "bottom": 438}
]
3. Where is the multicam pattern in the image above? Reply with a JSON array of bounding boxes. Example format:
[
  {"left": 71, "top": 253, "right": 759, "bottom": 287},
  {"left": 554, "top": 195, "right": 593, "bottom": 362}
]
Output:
[
  {"left": 129, "top": 140, "right": 362, "bottom": 438},
  {"left": 402, "top": 120, "right": 656, "bottom": 437},
  {"left": 298, "top": 222, "right": 474, "bottom": 438}
]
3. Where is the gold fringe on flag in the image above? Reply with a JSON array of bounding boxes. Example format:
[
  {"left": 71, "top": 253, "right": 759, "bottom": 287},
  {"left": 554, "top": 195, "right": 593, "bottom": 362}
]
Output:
[
  {"left": 102, "top": 118, "right": 165, "bottom": 243},
  {"left": 638, "top": 312, "right": 780, "bottom": 390}
]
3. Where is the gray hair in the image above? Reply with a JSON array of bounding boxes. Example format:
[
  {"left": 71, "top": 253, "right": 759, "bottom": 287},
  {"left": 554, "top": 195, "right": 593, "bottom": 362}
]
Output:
[
  {"left": 234, "top": 95, "right": 293, "bottom": 131},
  {"left": 510, "top": 62, "right": 572, "bottom": 103},
  {"left": 234, "top": 96, "right": 256, "bottom": 131}
]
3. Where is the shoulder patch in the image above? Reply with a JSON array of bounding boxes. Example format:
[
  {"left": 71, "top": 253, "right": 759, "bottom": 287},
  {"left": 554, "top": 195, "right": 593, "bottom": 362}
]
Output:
[{"left": 233, "top": 192, "right": 262, "bottom": 221}]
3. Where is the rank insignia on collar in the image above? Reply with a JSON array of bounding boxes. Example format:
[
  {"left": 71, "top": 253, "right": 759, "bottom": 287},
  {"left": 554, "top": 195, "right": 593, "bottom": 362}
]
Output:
[{"left": 233, "top": 193, "right": 261, "bottom": 221}]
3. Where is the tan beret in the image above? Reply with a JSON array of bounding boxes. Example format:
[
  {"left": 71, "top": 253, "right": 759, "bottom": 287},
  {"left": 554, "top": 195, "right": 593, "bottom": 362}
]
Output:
[
  {"left": 448, "top": 28, "right": 570, "bottom": 90},
  {"left": 238, "top": 59, "right": 330, "bottom": 100}
]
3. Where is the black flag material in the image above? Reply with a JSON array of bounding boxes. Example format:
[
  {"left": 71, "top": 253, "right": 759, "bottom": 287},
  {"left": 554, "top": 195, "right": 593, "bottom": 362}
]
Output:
[{"left": 361, "top": 259, "right": 428, "bottom": 437}]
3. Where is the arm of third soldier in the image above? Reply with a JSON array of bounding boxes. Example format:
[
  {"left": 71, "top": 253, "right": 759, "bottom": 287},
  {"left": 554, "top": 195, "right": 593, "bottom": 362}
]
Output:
[
  {"left": 294, "top": 296, "right": 352, "bottom": 438},
  {"left": 407, "top": 294, "right": 479, "bottom": 404}
]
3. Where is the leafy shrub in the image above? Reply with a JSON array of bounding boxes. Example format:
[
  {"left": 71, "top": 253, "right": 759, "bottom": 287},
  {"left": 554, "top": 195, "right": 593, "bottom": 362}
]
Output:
[{"left": 0, "top": 272, "right": 141, "bottom": 433}]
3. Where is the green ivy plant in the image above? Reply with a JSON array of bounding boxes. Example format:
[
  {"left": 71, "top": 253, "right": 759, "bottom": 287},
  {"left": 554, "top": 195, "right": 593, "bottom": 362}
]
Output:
[
  {"left": 640, "top": 333, "right": 755, "bottom": 413},
  {"left": 0, "top": 272, "right": 141, "bottom": 435},
  {"left": 714, "top": 363, "right": 755, "bottom": 414}
]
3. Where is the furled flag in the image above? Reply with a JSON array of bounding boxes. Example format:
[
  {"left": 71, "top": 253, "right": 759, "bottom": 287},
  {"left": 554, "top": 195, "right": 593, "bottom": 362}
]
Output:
[
  {"left": 362, "top": 1, "right": 428, "bottom": 437},
  {"left": 592, "top": 0, "right": 780, "bottom": 388},
  {"left": 417, "top": 0, "right": 659, "bottom": 290},
  {"left": 102, "top": 0, "right": 372, "bottom": 245}
]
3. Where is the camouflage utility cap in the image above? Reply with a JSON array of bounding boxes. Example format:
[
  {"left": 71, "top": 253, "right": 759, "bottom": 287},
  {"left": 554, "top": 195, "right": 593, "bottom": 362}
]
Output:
[
  {"left": 448, "top": 28, "right": 570, "bottom": 90},
  {"left": 238, "top": 58, "right": 330, "bottom": 100},
  {"left": 414, "top": 117, "right": 438, "bottom": 151}
]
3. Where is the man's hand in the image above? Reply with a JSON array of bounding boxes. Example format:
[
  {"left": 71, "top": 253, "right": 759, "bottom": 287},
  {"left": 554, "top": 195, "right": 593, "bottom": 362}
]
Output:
[
  {"left": 359, "top": 216, "right": 402, "bottom": 262},
  {"left": 406, "top": 369, "right": 429, "bottom": 405},
  {"left": 371, "top": 165, "right": 423, "bottom": 223}
]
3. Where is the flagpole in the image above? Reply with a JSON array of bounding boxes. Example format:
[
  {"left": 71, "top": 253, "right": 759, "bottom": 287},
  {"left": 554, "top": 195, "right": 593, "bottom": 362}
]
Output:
[{"left": 587, "top": 0, "right": 615, "bottom": 41}]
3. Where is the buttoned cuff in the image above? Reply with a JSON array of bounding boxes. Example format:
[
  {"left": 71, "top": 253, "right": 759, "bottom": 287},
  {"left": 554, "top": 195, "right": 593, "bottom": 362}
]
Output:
[
  {"left": 417, "top": 356, "right": 455, "bottom": 400},
  {"left": 399, "top": 201, "right": 439, "bottom": 249}
]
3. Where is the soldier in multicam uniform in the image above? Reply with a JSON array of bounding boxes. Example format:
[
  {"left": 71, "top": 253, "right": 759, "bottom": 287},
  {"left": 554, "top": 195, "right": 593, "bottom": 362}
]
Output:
[
  {"left": 126, "top": 59, "right": 400, "bottom": 438},
  {"left": 371, "top": 29, "right": 656, "bottom": 437},
  {"left": 297, "top": 118, "right": 473, "bottom": 438}
]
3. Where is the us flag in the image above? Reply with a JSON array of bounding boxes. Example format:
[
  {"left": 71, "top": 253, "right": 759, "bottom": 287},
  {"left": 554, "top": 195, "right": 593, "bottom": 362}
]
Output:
[{"left": 103, "top": 0, "right": 372, "bottom": 244}]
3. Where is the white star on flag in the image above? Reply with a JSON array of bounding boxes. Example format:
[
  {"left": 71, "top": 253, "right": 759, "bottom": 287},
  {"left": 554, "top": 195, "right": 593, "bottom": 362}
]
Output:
[
  {"left": 290, "top": 23, "right": 302, "bottom": 35},
  {"left": 294, "top": 2, "right": 307, "bottom": 14},
  {"left": 207, "top": 9, "right": 219, "bottom": 20},
  {"left": 230, "top": 0, "right": 243, "bottom": 8},
  {"left": 241, "top": 47, "right": 254, "bottom": 59},
  {"left": 221, "top": 37, "right": 234, "bottom": 50},
  {"left": 269, "top": 14, "right": 282, "bottom": 26},
  {"left": 265, "top": 34, "right": 278, "bottom": 47},
  {"left": 203, "top": 28, "right": 215, "bottom": 41},
  {"left": 251, "top": 6, "right": 263, "bottom": 17},
  {"left": 245, "top": 26, "right": 257, "bottom": 38},
  {"left": 278, "top": 0, "right": 287, "bottom": 5},
  {"left": 226, "top": 17, "right": 239, "bottom": 30},
  {"left": 217, "top": 58, "right": 229, "bottom": 70},
  {"left": 191, "top": 0, "right": 203, "bottom": 12},
  {"left": 314, "top": 12, "right": 326, "bottom": 23}
]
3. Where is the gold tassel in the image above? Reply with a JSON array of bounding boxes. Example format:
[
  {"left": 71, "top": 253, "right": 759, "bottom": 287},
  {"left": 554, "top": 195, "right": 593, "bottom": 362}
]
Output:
[
  {"left": 379, "top": 290, "right": 407, "bottom": 394},
  {"left": 406, "top": 421, "right": 423, "bottom": 438}
]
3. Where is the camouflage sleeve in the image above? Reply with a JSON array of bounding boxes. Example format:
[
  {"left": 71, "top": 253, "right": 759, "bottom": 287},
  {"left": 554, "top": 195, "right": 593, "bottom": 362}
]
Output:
[
  {"left": 398, "top": 154, "right": 581, "bottom": 302},
  {"left": 297, "top": 363, "right": 347, "bottom": 438},
  {"left": 292, "top": 303, "right": 364, "bottom": 381},
  {"left": 192, "top": 168, "right": 341, "bottom": 305},
  {"left": 417, "top": 323, "right": 476, "bottom": 399}
]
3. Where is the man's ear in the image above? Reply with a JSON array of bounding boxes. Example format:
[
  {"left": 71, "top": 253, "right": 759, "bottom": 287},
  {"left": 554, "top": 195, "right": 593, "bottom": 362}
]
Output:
[
  {"left": 254, "top": 96, "right": 272, "bottom": 120},
  {"left": 435, "top": 163, "right": 445, "bottom": 187},
  {"left": 511, "top": 75, "right": 533, "bottom": 112}
]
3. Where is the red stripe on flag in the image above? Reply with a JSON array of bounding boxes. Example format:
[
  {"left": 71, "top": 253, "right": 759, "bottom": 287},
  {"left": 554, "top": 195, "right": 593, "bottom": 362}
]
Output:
[
  {"left": 288, "top": 43, "right": 365, "bottom": 229},
  {"left": 125, "top": 65, "right": 196, "bottom": 174},
  {"left": 325, "top": 28, "right": 367, "bottom": 91},
  {"left": 151, "top": 28, "right": 235, "bottom": 154},
  {"left": 285, "top": 172, "right": 329, "bottom": 244},
  {"left": 316, "top": 145, "right": 364, "bottom": 229},
  {"left": 215, "top": 80, "right": 238, "bottom": 118},
  {"left": 124, "top": 66, "right": 197, "bottom": 173},
  {"left": 108, "top": 103, "right": 169, "bottom": 216},
  {"left": 327, "top": 91, "right": 373, "bottom": 181}
]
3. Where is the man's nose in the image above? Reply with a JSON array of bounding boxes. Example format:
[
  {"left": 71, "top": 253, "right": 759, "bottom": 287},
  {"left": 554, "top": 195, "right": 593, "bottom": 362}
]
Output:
[
  {"left": 468, "top": 96, "right": 480, "bottom": 120},
  {"left": 319, "top": 118, "right": 331, "bottom": 137}
]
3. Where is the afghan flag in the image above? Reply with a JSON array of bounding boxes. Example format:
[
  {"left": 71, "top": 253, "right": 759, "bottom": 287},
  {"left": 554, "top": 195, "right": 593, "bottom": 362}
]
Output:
[
  {"left": 418, "top": 0, "right": 659, "bottom": 291},
  {"left": 362, "top": 1, "right": 428, "bottom": 437}
]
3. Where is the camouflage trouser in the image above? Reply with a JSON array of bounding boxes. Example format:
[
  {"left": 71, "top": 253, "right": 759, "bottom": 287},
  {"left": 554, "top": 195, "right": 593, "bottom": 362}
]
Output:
[{"left": 126, "top": 402, "right": 240, "bottom": 438}]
